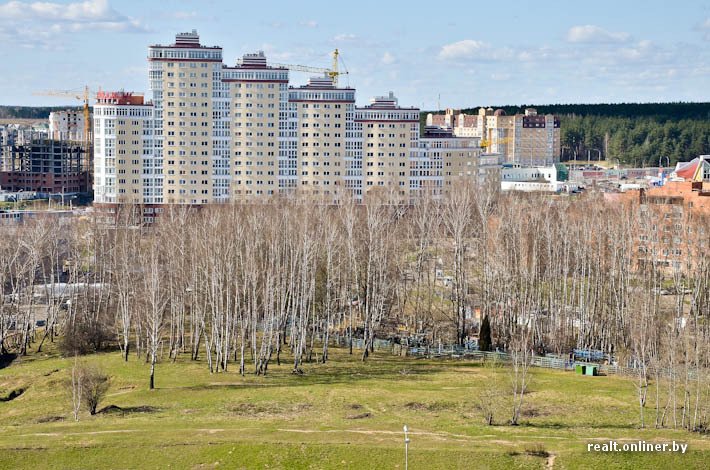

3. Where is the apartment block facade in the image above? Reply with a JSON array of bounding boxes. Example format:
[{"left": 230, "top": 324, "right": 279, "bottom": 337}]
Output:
[
  {"left": 412, "top": 127, "right": 483, "bottom": 199},
  {"left": 289, "top": 77, "right": 355, "bottom": 204},
  {"left": 93, "top": 91, "right": 153, "bottom": 204},
  {"left": 355, "top": 92, "right": 420, "bottom": 202},
  {"left": 93, "top": 31, "right": 497, "bottom": 210},
  {"left": 427, "top": 107, "right": 560, "bottom": 166},
  {"left": 223, "top": 52, "right": 288, "bottom": 200}
]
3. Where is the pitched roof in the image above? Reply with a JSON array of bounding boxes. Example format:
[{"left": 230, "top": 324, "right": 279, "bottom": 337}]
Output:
[{"left": 674, "top": 158, "right": 701, "bottom": 180}]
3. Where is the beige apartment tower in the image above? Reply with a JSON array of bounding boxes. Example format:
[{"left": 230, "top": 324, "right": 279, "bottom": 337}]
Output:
[
  {"left": 288, "top": 76, "right": 355, "bottom": 204},
  {"left": 148, "top": 30, "right": 223, "bottom": 205},
  {"left": 355, "top": 92, "right": 420, "bottom": 203},
  {"left": 93, "top": 91, "right": 153, "bottom": 205},
  {"left": 224, "top": 52, "right": 288, "bottom": 200}
]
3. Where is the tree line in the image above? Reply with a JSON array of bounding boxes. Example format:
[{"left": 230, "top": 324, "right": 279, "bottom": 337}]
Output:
[
  {"left": 1, "top": 183, "right": 709, "bottom": 430},
  {"left": 561, "top": 116, "right": 710, "bottom": 167},
  {"left": 0, "top": 106, "right": 78, "bottom": 120}
]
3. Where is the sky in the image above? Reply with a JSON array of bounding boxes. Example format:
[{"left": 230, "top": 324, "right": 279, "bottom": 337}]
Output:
[{"left": 1, "top": 0, "right": 710, "bottom": 109}]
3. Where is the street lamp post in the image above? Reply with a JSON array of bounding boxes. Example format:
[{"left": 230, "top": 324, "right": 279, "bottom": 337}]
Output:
[{"left": 662, "top": 156, "right": 670, "bottom": 170}]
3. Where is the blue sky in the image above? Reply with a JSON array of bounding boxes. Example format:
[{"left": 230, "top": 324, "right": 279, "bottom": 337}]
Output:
[{"left": 1, "top": 0, "right": 710, "bottom": 108}]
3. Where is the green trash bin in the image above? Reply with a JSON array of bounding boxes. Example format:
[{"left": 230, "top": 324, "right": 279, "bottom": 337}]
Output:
[
  {"left": 575, "top": 364, "right": 583, "bottom": 374},
  {"left": 585, "top": 364, "right": 598, "bottom": 376}
]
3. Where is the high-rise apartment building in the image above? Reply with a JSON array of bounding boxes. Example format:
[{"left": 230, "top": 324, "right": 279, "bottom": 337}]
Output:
[
  {"left": 355, "top": 92, "right": 419, "bottom": 202},
  {"left": 289, "top": 77, "right": 355, "bottom": 204},
  {"left": 223, "top": 52, "right": 288, "bottom": 200},
  {"left": 93, "top": 91, "right": 153, "bottom": 204},
  {"left": 94, "top": 31, "right": 497, "bottom": 212},
  {"left": 148, "top": 30, "right": 223, "bottom": 205},
  {"left": 426, "top": 107, "right": 560, "bottom": 166}
]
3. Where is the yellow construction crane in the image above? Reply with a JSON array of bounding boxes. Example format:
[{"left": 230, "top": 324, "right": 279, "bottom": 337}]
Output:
[
  {"left": 33, "top": 86, "right": 97, "bottom": 172},
  {"left": 480, "top": 136, "right": 513, "bottom": 150},
  {"left": 239, "top": 49, "right": 349, "bottom": 87}
]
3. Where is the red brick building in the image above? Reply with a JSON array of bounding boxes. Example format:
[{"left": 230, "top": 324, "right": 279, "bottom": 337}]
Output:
[
  {"left": 0, "top": 138, "right": 89, "bottom": 194},
  {"left": 607, "top": 157, "right": 710, "bottom": 271}
]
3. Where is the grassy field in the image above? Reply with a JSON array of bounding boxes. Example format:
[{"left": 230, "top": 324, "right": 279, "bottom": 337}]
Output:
[{"left": 0, "top": 343, "right": 707, "bottom": 469}]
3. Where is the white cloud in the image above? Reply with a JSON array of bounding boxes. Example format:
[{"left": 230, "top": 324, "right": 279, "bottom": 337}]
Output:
[
  {"left": 0, "top": 0, "right": 113, "bottom": 21},
  {"left": 0, "top": 0, "right": 150, "bottom": 35},
  {"left": 333, "top": 33, "right": 357, "bottom": 42},
  {"left": 299, "top": 20, "right": 318, "bottom": 28},
  {"left": 381, "top": 52, "right": 396, "bottom": 65},
  {"left": 438, "top": 39, "right": 487, "bottom": 60},
  {"left": 438, "top": 39, "right": 512, "bottom": 62},
  {"left": 566, "top": 25, "right": 631, "bottom": 43}
]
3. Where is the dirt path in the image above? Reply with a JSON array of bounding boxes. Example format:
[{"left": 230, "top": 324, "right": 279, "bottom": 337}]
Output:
[
  {"left": 546, "top": 453, "right": 556, "bottom": 469},
  {"left": 277, "top": 428, "right": 514, "bottom": 444}
]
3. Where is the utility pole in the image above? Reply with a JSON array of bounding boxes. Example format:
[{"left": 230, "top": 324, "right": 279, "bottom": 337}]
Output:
[{"left": 403, "top": 425, "right": 410, "bottom": 470}]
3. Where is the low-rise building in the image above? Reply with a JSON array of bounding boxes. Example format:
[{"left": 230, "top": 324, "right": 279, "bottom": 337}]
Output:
[
  {"left": 607, "top": 156, "right": 710, "bottom": 271},
  {"left": 501, "top": 163, "right": 575, "bottom": 192}
]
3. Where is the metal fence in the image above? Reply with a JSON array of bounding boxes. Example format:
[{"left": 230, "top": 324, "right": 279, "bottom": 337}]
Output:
[{"left": 330, "top": 337, "right": 702, "bottom": 380}]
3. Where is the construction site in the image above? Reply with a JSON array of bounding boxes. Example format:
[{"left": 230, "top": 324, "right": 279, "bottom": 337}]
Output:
[
  {"left": 0, "top": 86, "right": 93, "bottom": 196},
  {"left": 0, "top": 137, "right": 89, "bottom": 195}
]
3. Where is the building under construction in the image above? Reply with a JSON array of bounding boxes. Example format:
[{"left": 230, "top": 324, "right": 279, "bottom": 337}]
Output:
[{"left": 0, "top": 136, "right": 89, "bottom": 194}]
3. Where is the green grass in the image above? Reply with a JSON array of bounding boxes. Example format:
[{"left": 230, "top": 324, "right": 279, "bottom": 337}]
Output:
[{"left": 0, "top": 342, "right": 707, "bottom": 469}]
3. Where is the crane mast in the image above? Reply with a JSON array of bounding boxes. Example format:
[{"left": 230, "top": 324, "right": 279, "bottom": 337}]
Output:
[{"left": 32, "top": 86, "right": 96, "bottom": 178}]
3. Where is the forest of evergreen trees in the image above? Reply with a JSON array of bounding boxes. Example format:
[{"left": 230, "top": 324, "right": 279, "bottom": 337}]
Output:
[
  {"left": 0, "top": 106, "right": 75, "bottom": 120},
  {"left": 426, "top": 102, "right": 710, "bottom": 167}
]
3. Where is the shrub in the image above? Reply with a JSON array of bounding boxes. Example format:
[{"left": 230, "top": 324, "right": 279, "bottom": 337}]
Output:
[
  {"left": 60, "top": 312, "right": 113, "bottom": 357},
  {"left": 82, "top": 364, "right": 110, "bottom": 415},
  {"left": 65, "top": 360, "right": 110, "bottom": 419},
  {"left": 479, "top": 315, "right": 492, "bottom": 352}
]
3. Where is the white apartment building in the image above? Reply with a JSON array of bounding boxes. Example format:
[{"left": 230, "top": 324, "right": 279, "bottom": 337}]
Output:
[
  {"left": 93, "top": 91, "right": 153, "bottom": 204},
  {"left": 49, "top": 110, "right": 86, "bottom": 141}
]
